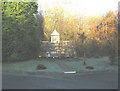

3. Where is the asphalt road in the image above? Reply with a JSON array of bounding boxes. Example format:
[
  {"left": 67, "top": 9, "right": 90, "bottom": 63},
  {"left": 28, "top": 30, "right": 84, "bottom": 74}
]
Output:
[{"left": 2, "top": 70, "right": 118, "bottom": 89}]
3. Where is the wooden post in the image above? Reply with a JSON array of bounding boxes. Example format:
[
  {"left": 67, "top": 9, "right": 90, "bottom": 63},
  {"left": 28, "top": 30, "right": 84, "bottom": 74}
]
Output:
[{"left": 83, "top": 52, "right": 87, "bottom": 65}]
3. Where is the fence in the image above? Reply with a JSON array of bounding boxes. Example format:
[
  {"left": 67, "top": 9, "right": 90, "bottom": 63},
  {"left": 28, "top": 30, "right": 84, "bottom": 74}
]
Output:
[{"left": 39, "top": 41, "right": 76, "bottom": 58}]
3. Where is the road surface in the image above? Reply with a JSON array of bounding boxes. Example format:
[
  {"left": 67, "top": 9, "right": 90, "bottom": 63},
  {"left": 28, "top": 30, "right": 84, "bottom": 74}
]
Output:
[{"left": 2, "top": 70, "right": 118, "bottom": 89}]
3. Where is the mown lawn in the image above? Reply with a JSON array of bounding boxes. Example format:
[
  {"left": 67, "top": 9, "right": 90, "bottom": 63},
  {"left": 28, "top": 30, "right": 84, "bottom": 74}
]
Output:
[{"left": 3, "top": 57, "right": 118, "bottom": 73}]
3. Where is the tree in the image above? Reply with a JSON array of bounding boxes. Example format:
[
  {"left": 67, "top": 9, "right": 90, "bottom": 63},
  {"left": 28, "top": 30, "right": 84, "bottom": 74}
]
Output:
[
  {"left": 2, "top": 2, "right": 42, "bottom": 61},
  {"left": 95, "top": 11, "right": 118, "bottom": 64},
  {"left": 34, "top": 12, "right": 44, "bottom": 41},
  {"left": 43, "top": 6, "right": 65, "bottom": 40}
]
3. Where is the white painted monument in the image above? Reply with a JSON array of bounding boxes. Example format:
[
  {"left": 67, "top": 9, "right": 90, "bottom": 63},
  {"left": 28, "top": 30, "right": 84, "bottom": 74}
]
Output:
[{"left": 51, "top": 30, "right": 60, "bottom": 43}]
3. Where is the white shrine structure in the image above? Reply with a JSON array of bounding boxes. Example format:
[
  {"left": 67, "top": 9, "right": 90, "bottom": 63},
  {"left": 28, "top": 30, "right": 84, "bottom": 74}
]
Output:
[
  {"left": 40, "top": 30, "right": 76, "bottom": 58},
  {"left": 51, "top": 30, "right": 60, "bottom": 43}
]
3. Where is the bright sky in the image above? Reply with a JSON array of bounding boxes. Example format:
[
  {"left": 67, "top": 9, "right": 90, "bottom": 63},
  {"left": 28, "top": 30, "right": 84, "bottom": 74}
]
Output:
[{"left": 38, "top": 0, "right": 119, "bottom": 16}]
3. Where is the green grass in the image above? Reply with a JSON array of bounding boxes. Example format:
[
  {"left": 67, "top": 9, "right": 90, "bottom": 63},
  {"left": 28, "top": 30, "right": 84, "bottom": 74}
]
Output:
[
  {"left": 3, "top": 59, "right": 63, "bottom": 72},
  {"left": 3, "top": 57, "right": 118, "bottom": 73}
]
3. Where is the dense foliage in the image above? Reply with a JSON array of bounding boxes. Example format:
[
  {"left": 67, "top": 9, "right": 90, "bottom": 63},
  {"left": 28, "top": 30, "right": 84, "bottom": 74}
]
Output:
[
  {"left": 2, "top": 2, "right": 42, "bottom": 62},
  {"left": 2, "top": 2, "right": 118, "bottom": 64},
  {"left": 43, "top": 6, "right": 118, "bottom": 60}
]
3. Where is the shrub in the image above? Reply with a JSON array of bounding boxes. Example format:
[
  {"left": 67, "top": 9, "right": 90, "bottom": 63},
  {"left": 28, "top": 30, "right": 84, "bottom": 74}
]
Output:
[
  {"left": 86, "top": 66, "right": 94, "bottom": 70},
  {"left": 36, "top": 64, "right": 47, "bottom": 70}
]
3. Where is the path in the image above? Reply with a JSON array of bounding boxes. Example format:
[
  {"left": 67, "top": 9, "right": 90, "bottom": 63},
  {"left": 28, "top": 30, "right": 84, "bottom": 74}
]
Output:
[{"left": 52, "top": 59, "right": 75, "bottom": 72}]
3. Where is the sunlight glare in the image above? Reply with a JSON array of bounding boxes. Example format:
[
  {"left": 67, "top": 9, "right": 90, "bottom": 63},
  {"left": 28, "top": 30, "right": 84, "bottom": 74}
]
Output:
[{"left": 38, "top": 0, "right": 119, "bottom": 16}]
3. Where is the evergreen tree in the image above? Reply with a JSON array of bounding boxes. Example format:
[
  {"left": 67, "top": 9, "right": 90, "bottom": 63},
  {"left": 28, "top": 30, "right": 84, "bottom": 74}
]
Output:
[{"left": 2, "top": 2, "right": 43, "bottom": 61}]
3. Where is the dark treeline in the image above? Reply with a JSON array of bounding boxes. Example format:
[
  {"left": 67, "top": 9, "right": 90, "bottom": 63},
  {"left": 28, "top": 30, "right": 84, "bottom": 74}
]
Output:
[{"left": 2, "top": 2, "right": 44, "bottom": 62}]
